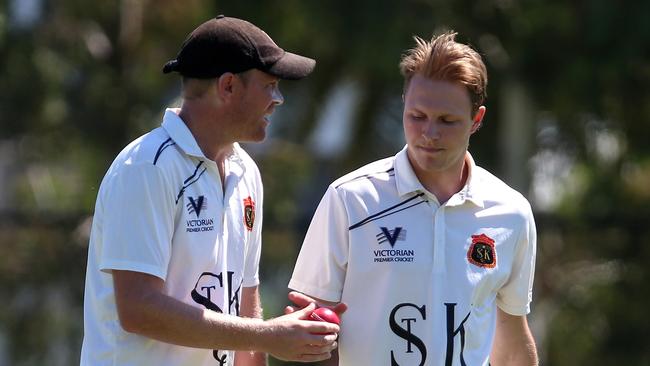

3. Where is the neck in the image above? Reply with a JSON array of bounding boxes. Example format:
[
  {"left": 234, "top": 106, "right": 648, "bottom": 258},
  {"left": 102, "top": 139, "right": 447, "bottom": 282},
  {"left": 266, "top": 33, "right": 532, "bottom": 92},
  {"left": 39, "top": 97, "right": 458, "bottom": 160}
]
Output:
[
  {"left": 179, "top": 102, "right": 233, "bottom": 163},
  {"left": 416, "top": 156, "right": 469, "bottom": 204}
]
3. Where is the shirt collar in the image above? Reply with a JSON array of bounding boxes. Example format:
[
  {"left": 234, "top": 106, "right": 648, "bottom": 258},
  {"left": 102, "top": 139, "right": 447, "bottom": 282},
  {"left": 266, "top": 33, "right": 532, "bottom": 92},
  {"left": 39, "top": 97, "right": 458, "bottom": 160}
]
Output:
[
  {"left": 228, "top": 143, "right": 247, "bottom": 177},
  {"left": 162, "top": 108, "right": 205, "bottom": 159},
  {"left": 395, "top": 145, "right": 426, "bottom": 197},
  {"left": 161, "top": 108, "right": 246, "bottom": 174},
  {"left": 451, "top": 151, "right": 484, "bottom": 208},
  {"left": 394, "top": 145, "right": 484, "bottom": 207}
]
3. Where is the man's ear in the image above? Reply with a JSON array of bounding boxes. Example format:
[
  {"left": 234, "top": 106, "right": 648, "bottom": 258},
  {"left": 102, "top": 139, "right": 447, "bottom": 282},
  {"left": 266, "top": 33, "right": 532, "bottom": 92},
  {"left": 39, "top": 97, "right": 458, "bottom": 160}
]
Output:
[
  {"left": 216, "top": 72, "right": 236, "bottom": 101},
  {"left": 470, "top": 106, "right": 486, "bottom": 134}
]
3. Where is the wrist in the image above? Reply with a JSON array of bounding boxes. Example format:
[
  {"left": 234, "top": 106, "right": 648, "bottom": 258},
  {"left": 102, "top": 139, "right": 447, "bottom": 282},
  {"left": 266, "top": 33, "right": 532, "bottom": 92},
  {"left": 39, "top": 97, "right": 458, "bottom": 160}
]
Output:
[{"left": 252, "top": 319, "right": 278, "bottom": 354}]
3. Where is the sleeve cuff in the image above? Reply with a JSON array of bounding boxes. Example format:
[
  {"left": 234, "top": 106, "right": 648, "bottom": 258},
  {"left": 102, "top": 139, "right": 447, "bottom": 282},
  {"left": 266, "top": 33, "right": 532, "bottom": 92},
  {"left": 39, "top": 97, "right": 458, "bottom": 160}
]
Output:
[
  {"left": 99, "top": 260, "right": 167, "bottom": 281},
  {"left": 496, "top": 299, "right": 530, "bottom": 316},
  {"left": 288, "top": 278, "right": 342, "bottom": 303}
]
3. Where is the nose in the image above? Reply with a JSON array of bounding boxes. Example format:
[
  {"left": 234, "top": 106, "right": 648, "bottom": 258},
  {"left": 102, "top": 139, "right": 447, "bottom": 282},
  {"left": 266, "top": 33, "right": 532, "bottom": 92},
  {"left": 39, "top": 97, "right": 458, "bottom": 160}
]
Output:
[
  {"left": 421, "top": 120, "right": 440, "bottom": 141},
  {"left": 272, "top": 85, "right": 284, "bottom": 106}
]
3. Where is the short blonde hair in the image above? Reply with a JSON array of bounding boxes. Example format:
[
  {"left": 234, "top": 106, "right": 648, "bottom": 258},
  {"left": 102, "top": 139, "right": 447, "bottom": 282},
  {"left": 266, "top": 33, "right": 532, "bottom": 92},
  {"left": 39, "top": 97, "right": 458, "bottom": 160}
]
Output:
[
  {"left": 399, "top": 31, "right": 487, "bottom": 114},
  {"left": 181, "top": 77, "right": 216, "bottom": 100}
]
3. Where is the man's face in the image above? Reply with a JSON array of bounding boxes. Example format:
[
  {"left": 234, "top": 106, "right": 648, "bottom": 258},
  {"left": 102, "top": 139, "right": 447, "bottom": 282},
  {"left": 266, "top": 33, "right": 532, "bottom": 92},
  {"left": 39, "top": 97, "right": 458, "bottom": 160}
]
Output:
[
  {"left": 402, "top": 74, "right": 485, "bottom": 180},
  {"left": 233, "top": 69, "right": 284, "bottom": 142}
]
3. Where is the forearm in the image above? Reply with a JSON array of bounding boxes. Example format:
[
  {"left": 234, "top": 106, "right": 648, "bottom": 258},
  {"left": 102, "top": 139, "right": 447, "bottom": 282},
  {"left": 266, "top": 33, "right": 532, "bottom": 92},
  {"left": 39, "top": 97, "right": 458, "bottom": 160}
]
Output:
[
  {"left": 490, "top": 309, "right": 538, "bottom": 366},
  {"left": 121, "top": 289, "right": 271, "bottom": 351},
  {"left": 490, "top": 332, "right": 538, "bottom": 366},
  {"left": 114, "top": 272, "right": 340, "bottom": 362},
  {"left": 114, "top": 271, "right": 272, "bottom": 352}
]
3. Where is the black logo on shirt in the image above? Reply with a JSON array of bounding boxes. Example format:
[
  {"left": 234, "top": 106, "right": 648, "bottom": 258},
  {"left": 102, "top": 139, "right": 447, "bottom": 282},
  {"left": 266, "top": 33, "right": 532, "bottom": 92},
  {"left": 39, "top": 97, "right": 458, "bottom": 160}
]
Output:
[
  {"left": 187, "top": 195, "right": 207, "bottom": 217},
  {"left": 389, "top": 303, "right": 471, "bottom": 366},
  {"left": 191, "top": 271, "right": 241, "bottom": 365},
  {"left": 191, "top": 271, "right": 241, "bottom": 315},
  {"left": 390, "top": 303, "right": 427, "bottom": 365},
  {"left": 374, "top": 227, "right": 413, "bottom": 263},
  {"left": 377, "top": 227, "right": 406, "bottom": 247},
  {"left": 185, "top": 196, "right": 214, "bottom": 232}
]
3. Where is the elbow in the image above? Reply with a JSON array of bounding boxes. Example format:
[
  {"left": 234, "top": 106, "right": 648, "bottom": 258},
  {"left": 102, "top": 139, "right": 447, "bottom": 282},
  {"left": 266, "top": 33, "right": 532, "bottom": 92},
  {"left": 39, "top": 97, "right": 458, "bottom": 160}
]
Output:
[
  {"left": 115, "top": 292, "right": 156, "bottom": 334},
  {"left": 112, "top": 270, "right": 165, "bottom": 335},
  {"left": 118, "top": 316, "right": 139, "bottom": 334},
  {"left": 116, "top": 303, "right": 145, "bottom": 334}
]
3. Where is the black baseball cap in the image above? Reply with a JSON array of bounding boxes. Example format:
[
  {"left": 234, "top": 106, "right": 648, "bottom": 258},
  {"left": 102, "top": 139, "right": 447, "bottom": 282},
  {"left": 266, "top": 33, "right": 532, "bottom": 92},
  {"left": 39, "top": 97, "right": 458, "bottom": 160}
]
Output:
[{"left": 163, "top": 15, "right": 315, "bottom": 80}]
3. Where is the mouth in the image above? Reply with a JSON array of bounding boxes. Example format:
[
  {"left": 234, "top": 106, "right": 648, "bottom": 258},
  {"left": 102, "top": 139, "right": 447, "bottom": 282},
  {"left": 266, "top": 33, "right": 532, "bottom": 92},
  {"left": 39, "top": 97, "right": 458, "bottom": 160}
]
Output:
[
  {"left": 263, "top": 109, "right": 275, "bottom": 124},
  {"left": 418, "top": 145, "right": 443, "bottom": 154}
]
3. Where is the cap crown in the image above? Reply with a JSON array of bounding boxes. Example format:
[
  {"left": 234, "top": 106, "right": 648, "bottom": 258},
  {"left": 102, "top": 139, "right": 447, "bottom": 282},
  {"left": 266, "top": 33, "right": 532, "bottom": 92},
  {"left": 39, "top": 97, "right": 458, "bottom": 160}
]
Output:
[{"left": 163, "top": 15, "right": 314, "bottom": 80}]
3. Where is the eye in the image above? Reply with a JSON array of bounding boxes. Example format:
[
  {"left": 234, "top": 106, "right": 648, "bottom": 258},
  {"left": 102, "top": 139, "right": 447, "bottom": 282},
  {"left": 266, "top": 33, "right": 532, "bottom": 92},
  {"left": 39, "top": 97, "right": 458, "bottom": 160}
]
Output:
[
  {"left": 440, "top": 117, "right": 457, "bottom": 124},
  {"left": 409, "top": 112, "right": 426, "bottom": 121}
]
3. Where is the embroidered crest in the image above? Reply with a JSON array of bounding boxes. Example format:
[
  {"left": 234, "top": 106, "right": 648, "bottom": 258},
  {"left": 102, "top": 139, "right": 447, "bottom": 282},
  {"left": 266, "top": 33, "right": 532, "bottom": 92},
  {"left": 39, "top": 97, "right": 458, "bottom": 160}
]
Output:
[
  {"left": 467, "top": 233, "right": 496, "bottom": 268},
  {"left": 243, "top": 196, "right": 255, "bottom": 231}
]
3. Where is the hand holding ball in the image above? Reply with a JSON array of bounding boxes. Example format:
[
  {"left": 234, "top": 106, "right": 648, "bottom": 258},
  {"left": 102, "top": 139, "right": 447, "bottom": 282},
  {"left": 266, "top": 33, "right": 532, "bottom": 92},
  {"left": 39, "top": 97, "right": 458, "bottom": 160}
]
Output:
[{"left": 309, "top": 307, "right": 340, "bottom": 325}]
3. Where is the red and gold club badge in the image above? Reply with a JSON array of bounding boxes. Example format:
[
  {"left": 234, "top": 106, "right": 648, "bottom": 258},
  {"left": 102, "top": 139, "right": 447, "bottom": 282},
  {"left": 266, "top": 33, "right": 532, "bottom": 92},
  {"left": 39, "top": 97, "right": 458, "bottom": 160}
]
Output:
[
  {"left": 467, "top": 233, "right": 496, "bottom": 268},
  {"left": 243, "top": 196, "right": 255, "bottom": 231}
]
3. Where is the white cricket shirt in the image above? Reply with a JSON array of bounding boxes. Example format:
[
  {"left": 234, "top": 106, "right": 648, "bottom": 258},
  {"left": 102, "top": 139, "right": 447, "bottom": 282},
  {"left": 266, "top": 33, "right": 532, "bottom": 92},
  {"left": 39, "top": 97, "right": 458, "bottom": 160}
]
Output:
[
  {"left": 81, "top": 108, "right": 263, "bottom": 366},
  {"left": 289, "top": 146, "right": 536, "bottom": 366}
]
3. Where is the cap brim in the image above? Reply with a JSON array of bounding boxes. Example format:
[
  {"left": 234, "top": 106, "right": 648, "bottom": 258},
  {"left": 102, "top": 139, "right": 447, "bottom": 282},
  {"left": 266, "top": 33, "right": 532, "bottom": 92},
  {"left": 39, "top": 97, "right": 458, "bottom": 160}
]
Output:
[{"left": 266, "top": 52, "right": 316, "bottom": 80}]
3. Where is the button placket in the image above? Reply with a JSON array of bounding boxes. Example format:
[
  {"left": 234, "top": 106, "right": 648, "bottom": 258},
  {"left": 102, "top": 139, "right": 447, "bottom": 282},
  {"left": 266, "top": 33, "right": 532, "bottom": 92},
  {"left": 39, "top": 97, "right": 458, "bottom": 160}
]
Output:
[{"left": 433, "top": 203, "right": 446, "bottom": 274}]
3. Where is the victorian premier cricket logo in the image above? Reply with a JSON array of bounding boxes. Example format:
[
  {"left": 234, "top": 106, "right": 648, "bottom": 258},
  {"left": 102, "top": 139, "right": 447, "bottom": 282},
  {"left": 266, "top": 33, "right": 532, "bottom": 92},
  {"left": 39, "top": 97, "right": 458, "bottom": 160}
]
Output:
[
  {"left": 185, "top": 195, "right": 214, "bottom": 232},
  {"left": 374, "top": 226, "right": 414, "bottom": 262}
]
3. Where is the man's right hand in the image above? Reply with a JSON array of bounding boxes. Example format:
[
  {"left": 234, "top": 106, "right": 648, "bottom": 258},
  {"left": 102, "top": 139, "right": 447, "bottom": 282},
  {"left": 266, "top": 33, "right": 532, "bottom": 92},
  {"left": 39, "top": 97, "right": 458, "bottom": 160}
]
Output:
[
  {"left": 284, "top": 291, "right": 348, "bottom": 317},
  {"left": 261, "top": 302, "right": 340, "bottom": 362}
]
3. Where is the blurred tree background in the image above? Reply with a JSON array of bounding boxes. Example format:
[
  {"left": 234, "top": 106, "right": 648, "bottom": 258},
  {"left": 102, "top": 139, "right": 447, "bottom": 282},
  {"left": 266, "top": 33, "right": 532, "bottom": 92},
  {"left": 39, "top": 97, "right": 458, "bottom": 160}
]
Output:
[{"left": 1, "top": 0, "right": 649, "bottom": 365}]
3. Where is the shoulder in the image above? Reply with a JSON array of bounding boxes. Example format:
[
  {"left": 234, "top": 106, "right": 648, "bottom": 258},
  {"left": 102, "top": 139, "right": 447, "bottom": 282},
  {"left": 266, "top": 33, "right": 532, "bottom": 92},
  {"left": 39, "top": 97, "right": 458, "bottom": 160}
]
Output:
[
  {"left": 112, "top": 127, "right": 177, "bottom": 168},
  {"left": 315, "top": 156, "right": 398, "bottom": 209},
  {"left": 101, "top": 128, "right": 181, "bottom": 191},
  {"left": 474, "top": 166, "right": 534, "bottom": 217},
  {"left": 331, "top": 156, "right": 395, "bottom": 191}
]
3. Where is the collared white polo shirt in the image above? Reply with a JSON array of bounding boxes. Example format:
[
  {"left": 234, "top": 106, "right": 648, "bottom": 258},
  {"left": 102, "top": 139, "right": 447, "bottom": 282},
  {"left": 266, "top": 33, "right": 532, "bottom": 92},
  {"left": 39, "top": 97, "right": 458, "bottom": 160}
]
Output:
[
  {"left": 289, "top": 146, "right": 536, "bottom": 366},
  {"left": 81, "top": 108, "right": 263, "bottom": 366}
]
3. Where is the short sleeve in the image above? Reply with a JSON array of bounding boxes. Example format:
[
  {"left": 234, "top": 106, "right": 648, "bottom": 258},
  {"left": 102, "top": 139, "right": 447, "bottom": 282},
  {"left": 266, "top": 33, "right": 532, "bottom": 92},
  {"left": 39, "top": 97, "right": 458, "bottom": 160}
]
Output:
[
  {"left": 289, "top": 185, "right": 349, "bottom": 302},
  {"left": 496, "top": 205, "right": 537, "bottom": 315},
  {"left": 98, "top": 163, "right": 175, "bottom": 280}
]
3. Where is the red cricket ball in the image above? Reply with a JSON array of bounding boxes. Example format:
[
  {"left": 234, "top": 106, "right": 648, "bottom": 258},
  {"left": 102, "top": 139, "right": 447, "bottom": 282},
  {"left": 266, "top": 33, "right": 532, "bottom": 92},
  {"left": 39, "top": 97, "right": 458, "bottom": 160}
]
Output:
[{"left": 309, "top": 307, "right": 340, "bottom": 325}]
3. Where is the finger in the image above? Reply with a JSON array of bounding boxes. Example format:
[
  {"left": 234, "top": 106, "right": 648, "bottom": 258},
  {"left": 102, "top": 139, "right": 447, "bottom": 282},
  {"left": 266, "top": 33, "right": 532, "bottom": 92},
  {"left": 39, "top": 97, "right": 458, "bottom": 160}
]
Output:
[
  {"left": 304, "top": 330, "right": 340, "bottom": 344},
  {"left": 284, "top": 305, "right": 297, "bottom": 315},
  {"left": 307, "top": 340, "right": 338, "bottom": 352},
  {"left": 295, "top": 339, "right": 337, "bottom": 353},
  {"left": 289, "top": 292, "right": 347, "bottom": 316},
  {"left": 332, "top": 302, "right": 348, "bottom": 316},
  {"left": 288, "top": 291, "right": 316, "bottom": 308},
  {"left": 299, "top": 344, "right": 337, "bottom": 360},
  {"left": 305, "top": 323, "right": 340, "bottom": 337},
  {"left": 289, "top": 302, "right": 317, "bottom": 319}
]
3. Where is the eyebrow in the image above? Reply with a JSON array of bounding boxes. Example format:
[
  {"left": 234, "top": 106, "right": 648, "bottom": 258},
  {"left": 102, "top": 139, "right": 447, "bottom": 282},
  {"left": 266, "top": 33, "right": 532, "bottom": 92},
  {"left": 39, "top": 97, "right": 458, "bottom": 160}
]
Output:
[
  {"left": 407, "top": 105, "right": 467, "bottom": 120},
  {"left": 407, "top": 101, "right": 457, "bottom": 113}
]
